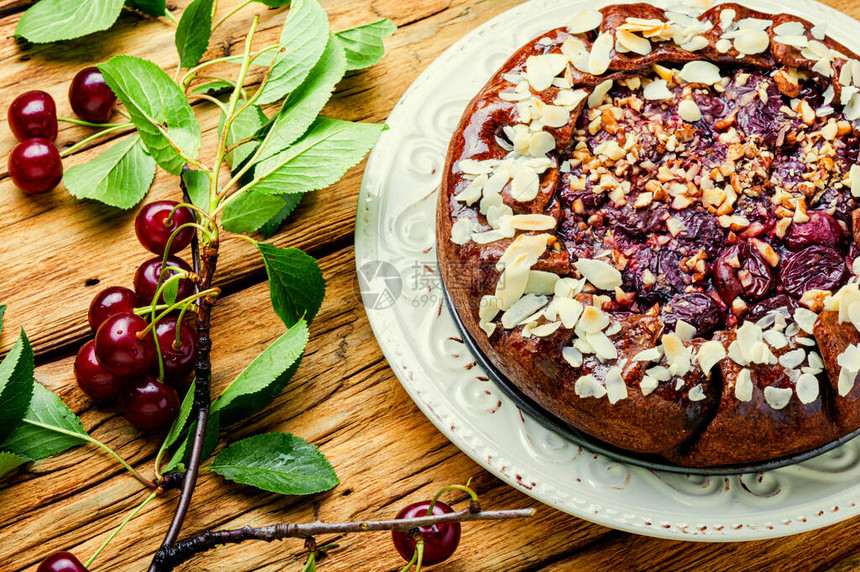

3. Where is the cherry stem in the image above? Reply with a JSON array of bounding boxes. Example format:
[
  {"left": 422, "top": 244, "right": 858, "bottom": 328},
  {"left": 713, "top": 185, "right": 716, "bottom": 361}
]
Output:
[
  {"left": 211, "top": 0, "right": 254, "bottom": 34},
  {"left": 59, "top": 123, "right": 134, "bottom": 158},
  {"left": 188, "top": 93, "right": 227, "bottom": 112},
  {"left": 398, "top": 540, "right": 423, "bottom": 572},
  {"left": 85, "top": 490, "right": 159, "bottom": 568},
  {"left": 169, "top": 202, "right": 216, "bottom": 226},
  {"left": 147, "top": 289, "right": 220, "bottom": 330},
  {"left": 57, "top": 117, "right": 128, "bottom": 128},
  {"left": 150, "top": 508, "right": 534, "bottom": 570},
  {"left": 134, "top": 304, "right": 173, "bottom": 316},
  {"left": 429, "top": 485, "right": 479, "bottom": 514},
  {"left": 21, "top": 419, "right": 156, "bottom": 490}
]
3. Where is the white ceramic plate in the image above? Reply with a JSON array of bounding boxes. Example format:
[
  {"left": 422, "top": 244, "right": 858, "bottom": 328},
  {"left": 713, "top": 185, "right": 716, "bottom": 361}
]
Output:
[{"left": 356, "top": 0, "right": 860, "bottom": 540}]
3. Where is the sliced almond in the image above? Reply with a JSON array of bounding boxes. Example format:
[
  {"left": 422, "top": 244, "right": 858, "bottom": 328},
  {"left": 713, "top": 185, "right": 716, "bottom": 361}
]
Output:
[
  {"left": 588, "top": 32, "right": 613, "bottom": 76},
  {"left": 764, "top": 386, "right": 793, "bottom": 410},
  {"left": 567, "top": 10, "right": 603, "bottom": 34},
  {"left": 575, "top": 374, "right": 606, "bottom": 398},
  {"left": 643, "top": 79, "right": 673, "bottom": 100},
  {"left": 735, "top": 368, "right": 753, "bottom": 401},
  {"left": 678, "top": 61, "right": 722, "bottom": 85},
  {"left": 575, "top": 258, "right": 623, "bottom": 290},
  {"left": 587, "top": 79, "right": 613, "bottom": 108},
  {"left": 616, "top": 29, "right": 652, "bottom": 55},
  {"left": 795, "top": 373, "right": 820, "bottom": 404}
]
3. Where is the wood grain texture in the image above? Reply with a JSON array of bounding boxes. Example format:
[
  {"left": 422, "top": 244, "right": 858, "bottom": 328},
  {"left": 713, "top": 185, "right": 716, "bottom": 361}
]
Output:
[{"left": 1, "top": 0, "right": 860, "bottom": 570}]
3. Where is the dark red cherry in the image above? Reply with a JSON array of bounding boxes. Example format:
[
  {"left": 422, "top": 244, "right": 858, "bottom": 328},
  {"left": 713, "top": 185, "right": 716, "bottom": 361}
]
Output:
[
  {"left": 391, "top": 500, "right": 460, "bottom": 566},
  {"left": 133, "top": 256, "right": 196, "bottom": 306},
  {"left": 153, "top": 317, "right": 197, "bottom": 390},
  {"left": 783, "top": 211, "right": 844, "bottom": 251},
  {"left": 8, "top": 91, "right": 57, "bottom": 141},
  {"left": 661, "top": 292, "right": 726, "bottom": 337},
  {"left": 119, "top": 377, "right": 180, "bottom": 431},
  {"left": 8, "top": 138, "right": 62, "bottom": 194},
  {"left": 74, "top": 341, "right": 125, "bottom": 401},
  {"left": 69, "top": 67, "right": 117, "bottom": 123},
  {"left": 94, "top": 313, "right": 155, "bottom": 377},
  {"left": 88, "top": 286, "right": 137, "bottom": 332},
  {"left": 37, "top": 551, "right": 89, "bottom": 572},
  {"left": 779, "top": 245, "right": 847, "bottom": 297},
  {"left": 712, "top": 242, "right": 774, "bottom": 304},
  {"left": 135, "top": 201, "right": 196, "bottom": 255}
]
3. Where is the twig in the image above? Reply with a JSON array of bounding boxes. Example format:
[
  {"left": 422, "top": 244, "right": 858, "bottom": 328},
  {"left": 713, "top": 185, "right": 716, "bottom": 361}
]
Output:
[
  {"left": 149, "top": 173, "right": 217, "bottom": 572},
  {"left": 151, "top": 508, "right": 535, "bottom": 570}
]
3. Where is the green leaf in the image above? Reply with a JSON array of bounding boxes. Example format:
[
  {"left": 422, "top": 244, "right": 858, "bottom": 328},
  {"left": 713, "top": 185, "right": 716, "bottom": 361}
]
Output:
[
  {"left": 1, "top": 383, "right": 87, "bottom": 461},
  {"left": 210, "top": 432, "right": 337, "bottom": 495},
  {"left": 183, "top": 169, "right": 210, "bottom": 212},
  {"left": 64, "top": 135, "right": 157, "bottom": 209},
  {"left": 98, "top": 56, "right": 201, "bottom": 175},
  {"left": 257, "top": 37, "right": 346, "bottom": 162},
  {"left": 223, "top": 104, "right": 267, "bottom": 170},
  {"left": 191, "top": 80, "right": 233, "bottom": 95},
  {"left": 0, "top": 451, "right": 27, "bottom": 478},
  {"left": 163, "top": 410, "right": 220, "bottom": 474},
  {"left": 0, "top": 330, "right": 35, "bottom": 446},
  {"left": 162, "top": 278, "right": 179, "bottom": 305},
  {"left": 212, "top": 321, "right": 307, "bottom": 425},
  {"left": 334, "top": 19, "right": 396, "bottom": 71},
  {"left": 16, "top": 0, "right": 125, "bottom": 43},
  {"left": 157, "top": 380, "right": 195, "bottom": 464},
  {"left": 0, "top": 305, "right": 6, "bottom": 337},
  {"left": 222, "top": 191, "right": 289, "bottom": 234},
  {"left": 175, "top": 0, "right": 214, "bottom": 68},
  {"left": 251, "top": 117, "right": 384, "bottom": 195},
  {"left": 257, "top": 0, "right": 329, "bottom": 105},
  {"left": 258, "top": 244, "right": 325, "bottom": 327},
  {"left": 126, "top": 0, "right": 167, "bottom": 16},
  {"left": 256, "top": 0, "right": 291, "bottom": 7},
  {"left": 261, "top": 194, "right": 302, "bottom": 238}
]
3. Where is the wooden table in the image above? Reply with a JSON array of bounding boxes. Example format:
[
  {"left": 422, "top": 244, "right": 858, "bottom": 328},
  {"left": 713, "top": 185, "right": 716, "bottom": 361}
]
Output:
[{"left": 2, "top": 0, "right": 860, "bottom": 570}]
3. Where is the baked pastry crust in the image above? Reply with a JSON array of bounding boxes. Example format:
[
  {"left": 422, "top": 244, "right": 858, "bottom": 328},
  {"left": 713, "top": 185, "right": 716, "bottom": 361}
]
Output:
[{"left": 437, "top": 2, "right": 860, "bottom": 466}]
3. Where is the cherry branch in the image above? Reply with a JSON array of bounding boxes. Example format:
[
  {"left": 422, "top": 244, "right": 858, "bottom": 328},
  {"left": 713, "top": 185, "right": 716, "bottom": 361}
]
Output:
[
  {"left": 150, "top": 507, "right": 536, "bottom": 570},
  {"left": 149, "top": 174, "right": 218, "bottom": 572}
]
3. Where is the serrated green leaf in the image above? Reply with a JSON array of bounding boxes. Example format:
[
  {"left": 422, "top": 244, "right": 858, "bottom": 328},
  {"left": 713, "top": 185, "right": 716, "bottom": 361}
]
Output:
[
  {"left": 126, "top": 0, "right": 167, "bottom": 16},
  {"left": 222, "top": 191, "right": 289, "bottom": 234},
  {"left": 258, "top": 244, "right": 325, "bottom": 327},
  {"left": 222, "top": 104, "right": 267, "bottom": 170},
  {"left": 182, "top": 169, "right": 210, "bottom": 212},
  {"left": 99, "top": 56, "right": 201, "bottom": 175},
  {"left": 163, "top": 409, "right": 220, "bottom": 474},
  {"left": 16, "top": 0, "right": 125, "bottom": 43},
  {"left": 191, "top": 80, "right": 233, "bottom": 95},
  {"left": 175, "top": 0, "right": 214, "bottom": 68},
  {"left": 256, "top": 37, "right": 346, "bottom": 163},
  {"left": 212, "top": 321, "right": 307, "bottom": 425},
  {"left": 157, "top": 380, "right": 195, "bottom": 464},
  {"left": 1, "top": 383, "right": 87, "bottom": 461},
  {"left": 0, "top": 330, "right": 35, "bottom": 445},
  {"left": 64, "top": 135, "right": 156, "bottom": 209},
  {"left": 0, "top": 451, "right": 27, "bottom": 478},
  {"left": 251, "top": 117, "right": 384, "bottom": 195},
  {"left": 210, "top": 432, "right": 337, "bottom": 495},
  {"left": 0, "top": 306, "right": 6, "bottom": 337},
  {"left": 261, "top": 194, "right": 302, "bottom": 238},
  {"left": 334, "top": 19, "right": 396, "bottom": 71},
  {"left": 257, "top": 0, "right": 329, "bottom": 105}
]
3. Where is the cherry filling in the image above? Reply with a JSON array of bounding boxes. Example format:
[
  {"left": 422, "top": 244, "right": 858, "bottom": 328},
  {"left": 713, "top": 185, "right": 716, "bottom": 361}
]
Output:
[{"left": 556, "top": 64, "right": 856, "bottom": 328}]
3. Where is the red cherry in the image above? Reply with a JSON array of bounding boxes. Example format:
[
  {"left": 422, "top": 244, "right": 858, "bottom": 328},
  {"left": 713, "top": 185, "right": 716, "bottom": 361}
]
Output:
[
  {"left": 133, "top": 256, "right": 196, "bottom": 306},
  {"left": 391, "top": 501, "right": 461, "bottom": 566},
  {"left": 8, "top": 91, "right": 58, "bottom": 141},
  {"left": 8, "top": 138, "right": 63, "bottom": 194},
  {"left": 69, "top": 67, "right": 117, "bottom": 123},
  {"left": 134, "top": 201, "right": 196, "bottom": 255},
  {"left": 36, "top": 551, "right": 89, "bottom": 572},
  {"left": 153, "top": 316, "right": 197, "bottom": 390},
  {"left": 74, "top": 341, "right": 125, "bottom": 400},
  {"left": 94, "top": 313, "right": 155, "bottom": 377},
  {"left": 120, "top": 377, "right": 180, "bottom": 431},
  {"left": 88, "top": 286, "right": 137, "bottom": 332}
]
